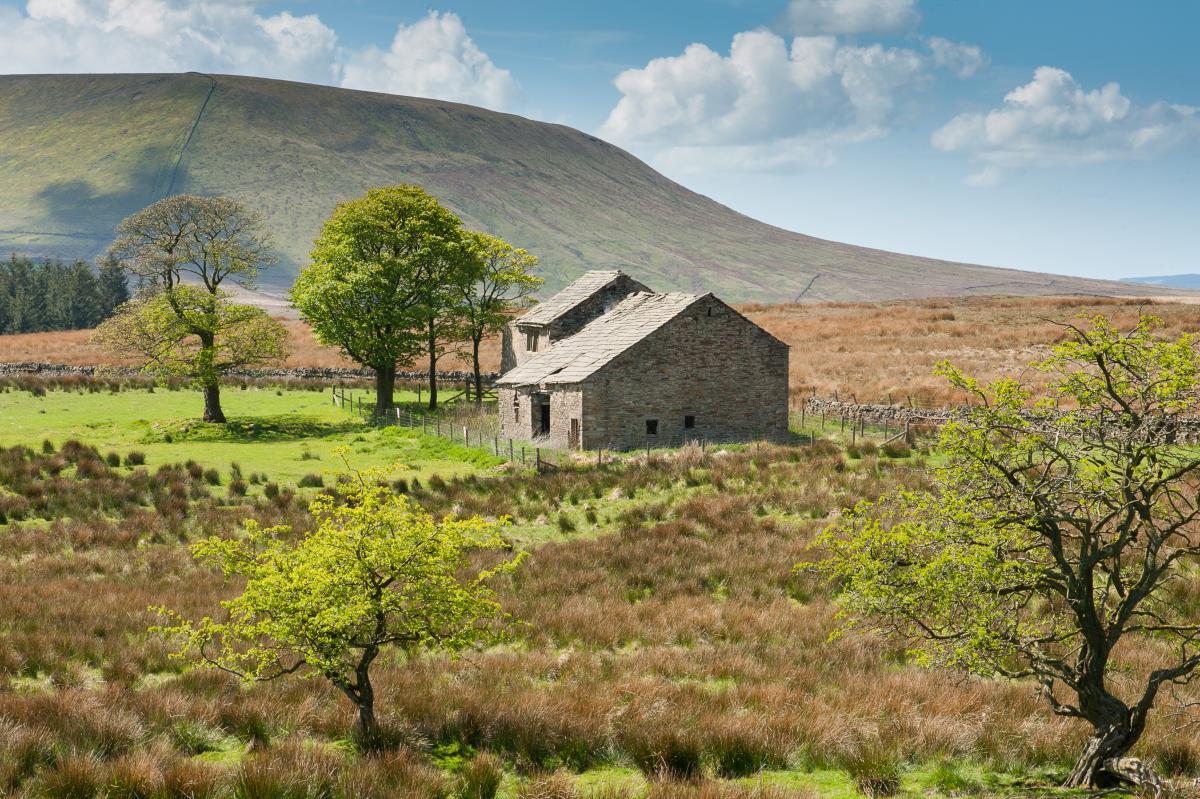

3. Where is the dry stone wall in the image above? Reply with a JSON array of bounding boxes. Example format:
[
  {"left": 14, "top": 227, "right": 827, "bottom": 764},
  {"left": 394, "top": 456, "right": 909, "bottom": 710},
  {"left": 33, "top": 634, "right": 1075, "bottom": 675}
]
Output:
[{"left": 804, "top": 397, "right": 1200, "bottom": 444}]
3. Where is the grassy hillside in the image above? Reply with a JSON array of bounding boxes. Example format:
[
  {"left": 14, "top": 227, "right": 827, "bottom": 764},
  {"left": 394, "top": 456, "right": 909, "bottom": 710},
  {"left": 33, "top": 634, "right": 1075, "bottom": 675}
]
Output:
[{"left": 0, "top": 73, "right": 1177, "bottom": 302}]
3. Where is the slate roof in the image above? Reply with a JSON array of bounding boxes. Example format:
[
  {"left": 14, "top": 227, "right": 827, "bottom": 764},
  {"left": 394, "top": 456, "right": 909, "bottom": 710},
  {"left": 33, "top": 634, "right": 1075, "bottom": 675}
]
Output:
[
  {"left": 516, "top": 270, "right": 628, "bottom": 327},
  {"left": 498, "top": 292, "right": 704, "bottom": 387}
]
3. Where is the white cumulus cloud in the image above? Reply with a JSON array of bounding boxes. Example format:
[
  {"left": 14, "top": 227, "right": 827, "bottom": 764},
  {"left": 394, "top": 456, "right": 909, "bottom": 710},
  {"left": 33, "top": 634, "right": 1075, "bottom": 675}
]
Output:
[
  {"left": 600, "top": 29, "right": 978, "bottom": 172},
  {"left": 782, "top": 0, "right": 919, "bottom": 35},
  {"left": 927, "top": 36, "right": 987, "bottom": 79},
  {"left": 338, "top": 11, "right": 518, "bottom": 110},
  {"left": 0, "top": 0, "right": 340, "bottom": 83},
  {"left": 933, "top": 66, "right": 1200, "bottom": 185},
  {"left": 0, "top": 2, "right": 518, "bottom": 110}
]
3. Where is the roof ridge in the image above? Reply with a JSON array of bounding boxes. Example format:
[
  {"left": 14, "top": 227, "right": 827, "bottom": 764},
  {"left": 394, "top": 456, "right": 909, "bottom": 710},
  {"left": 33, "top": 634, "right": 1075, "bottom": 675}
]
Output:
[{"left": 498, "top": 291, "right": 704, "bottom": 387}]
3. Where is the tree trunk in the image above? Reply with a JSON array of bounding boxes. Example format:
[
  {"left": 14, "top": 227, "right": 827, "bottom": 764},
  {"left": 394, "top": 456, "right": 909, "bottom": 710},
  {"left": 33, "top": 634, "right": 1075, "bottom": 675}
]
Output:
[
  {"left": 375, "top": 364, "right": 396, "bottom": 414},
  {"left": 1064, "top": 689, "right": 1160, "bottom": 792},
  {"left": 472, "top": 335, "right": 483, "bottom": 407},
  {"left": 356, "top": 698, "right": 378, "bottom": 745},
  {"left": 202, "top": 382, "right": 226, "bottom": 423},
  {"left": 427, "top": 318, "right": 438, "bottom": 411}
]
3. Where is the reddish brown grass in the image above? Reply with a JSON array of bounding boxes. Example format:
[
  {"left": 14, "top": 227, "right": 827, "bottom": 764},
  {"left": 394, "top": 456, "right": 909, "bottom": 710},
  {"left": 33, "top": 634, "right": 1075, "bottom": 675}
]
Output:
[{"left": 7, "top": 296, "right": 1192, "bottom": 405}]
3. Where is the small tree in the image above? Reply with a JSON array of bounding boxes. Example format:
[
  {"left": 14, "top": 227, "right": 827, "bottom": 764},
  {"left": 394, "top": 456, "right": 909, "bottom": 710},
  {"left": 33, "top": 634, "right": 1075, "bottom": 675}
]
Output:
[
  {"left": 809, "top": 315, "right": 1200, "bottom": 792},
  {"left": 93, "top": 287, "right": 288, "bottom": 421},
  {"left": 292, "top": 186, "right": 465, "bottom": 412},
  {"left": 105, "top": 195, "right": 279, "bottom": 421},
  {"left": 156, "top": 476, "right": 522, "bottom": 744},
  {"left": 458, "top": 232, "right": 542, "bottom": 404}
]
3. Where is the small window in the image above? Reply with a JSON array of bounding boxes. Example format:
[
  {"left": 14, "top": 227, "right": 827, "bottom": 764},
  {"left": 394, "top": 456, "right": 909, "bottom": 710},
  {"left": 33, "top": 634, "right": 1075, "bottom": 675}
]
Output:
[
  {"left": 512, "top": 395, "right": 520, "bottom": 420},
  {"left": 646, "top": 419, "right": 658, "bottom": 435},
  {"left": 526, "top": 331, "right": 538, "bottom": 352},
  {"left": 684, "top": 415, "right": 695, "bottom": 430}
]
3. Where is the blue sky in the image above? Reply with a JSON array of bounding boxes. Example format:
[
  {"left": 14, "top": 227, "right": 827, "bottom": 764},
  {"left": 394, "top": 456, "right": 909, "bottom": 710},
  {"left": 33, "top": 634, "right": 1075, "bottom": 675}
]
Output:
[{"left": 1, "top": 0, "right": 1197, "bottom": 280}]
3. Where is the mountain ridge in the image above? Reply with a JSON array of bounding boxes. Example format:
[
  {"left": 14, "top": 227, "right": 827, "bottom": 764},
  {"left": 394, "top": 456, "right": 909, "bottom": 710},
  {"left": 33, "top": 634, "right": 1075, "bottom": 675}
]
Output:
[{"left": 0, "top": 72, "right": 1183, "bottom": 302}]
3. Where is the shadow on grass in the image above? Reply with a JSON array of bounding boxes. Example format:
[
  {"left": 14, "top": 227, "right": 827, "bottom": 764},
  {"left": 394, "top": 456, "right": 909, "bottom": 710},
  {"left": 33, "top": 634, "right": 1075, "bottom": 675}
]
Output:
[{"left": 141, "top": 414, "right": 364, "bottom": 444}]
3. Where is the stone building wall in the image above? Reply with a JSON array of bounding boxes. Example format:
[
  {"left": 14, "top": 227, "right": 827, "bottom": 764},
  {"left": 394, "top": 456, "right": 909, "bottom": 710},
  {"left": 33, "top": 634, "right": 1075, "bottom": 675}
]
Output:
[
  {"left": 500, "top": 322, "right": 551, "bottom": 373},
  {"left": 545, "top": 275, "right": 649, "bottom": 341},
  {"left": 580, "top": 295, "right": 789, "bottom": 450},
  {"left": 499, "top": 275, "right": 648, "bottom": 375},
  {"left": 497, "top": 385, "right": 583, "bottom": 450}
]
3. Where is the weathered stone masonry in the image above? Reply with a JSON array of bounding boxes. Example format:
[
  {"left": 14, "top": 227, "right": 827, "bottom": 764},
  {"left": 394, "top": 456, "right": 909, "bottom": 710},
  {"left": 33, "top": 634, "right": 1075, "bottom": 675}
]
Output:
[{"left": 497, "top": 272, "right": 789, "bottom": 451}]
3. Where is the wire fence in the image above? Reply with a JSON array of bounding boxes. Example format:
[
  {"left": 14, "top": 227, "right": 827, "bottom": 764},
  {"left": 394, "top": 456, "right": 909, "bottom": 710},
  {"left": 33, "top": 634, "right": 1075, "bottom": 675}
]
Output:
[{"left": 331, "top": 387, "right": 907, "bottom": 471}]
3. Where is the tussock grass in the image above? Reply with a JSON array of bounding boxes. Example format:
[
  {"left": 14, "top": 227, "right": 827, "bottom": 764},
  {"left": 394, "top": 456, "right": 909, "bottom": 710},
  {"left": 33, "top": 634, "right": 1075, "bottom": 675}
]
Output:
[{"left": 0, "top": 430, "right": 1198, "bottom": 795}]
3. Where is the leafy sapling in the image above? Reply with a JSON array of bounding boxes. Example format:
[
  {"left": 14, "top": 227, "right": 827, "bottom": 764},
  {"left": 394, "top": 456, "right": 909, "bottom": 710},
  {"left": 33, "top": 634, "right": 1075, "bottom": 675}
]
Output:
[{"left": 156, "top": 471, "right": 523, "bottom": 747}]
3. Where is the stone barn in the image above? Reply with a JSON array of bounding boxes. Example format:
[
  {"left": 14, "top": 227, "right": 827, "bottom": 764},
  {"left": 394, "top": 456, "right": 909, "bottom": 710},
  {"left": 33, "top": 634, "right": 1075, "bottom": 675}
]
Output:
[{"left": 497, "top": 273, "right": 789, "bottom": 451}]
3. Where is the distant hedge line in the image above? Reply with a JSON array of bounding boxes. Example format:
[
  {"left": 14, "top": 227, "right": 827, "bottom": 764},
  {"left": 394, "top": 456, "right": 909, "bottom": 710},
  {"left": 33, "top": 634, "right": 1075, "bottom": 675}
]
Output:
[{"left": 0, "top": 255, "right": 130, "bottom": 334}]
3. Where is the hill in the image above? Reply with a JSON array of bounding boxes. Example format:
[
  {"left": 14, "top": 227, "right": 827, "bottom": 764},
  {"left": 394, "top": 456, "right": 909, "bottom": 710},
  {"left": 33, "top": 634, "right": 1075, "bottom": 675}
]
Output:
[
  {"left": 1120, "top": 274, "right": 1200, "bottom": 289},
  {"left": 0, "top": 73, "right": 1179, "bottom": 302}
]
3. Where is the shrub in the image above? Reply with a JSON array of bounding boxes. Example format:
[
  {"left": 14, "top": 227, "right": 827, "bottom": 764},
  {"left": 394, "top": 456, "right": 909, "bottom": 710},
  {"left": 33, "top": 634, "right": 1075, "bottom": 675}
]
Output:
[
  {"left": 616, "top": 725, "right": 704, "bottom": 781},
  {"left": 706, "top": 726, "right": 788, "bottom": 778},
  {"left": 927, "top": 760, "right": 976, "bottom": 795},
  {"left": 457, "top": 752, "right": 504, "bottom": 799},
  {"left": 298, "top": 473, "right": 324, "bottom": 488},
  {"left": 124, "top": 451, "right": 146, "bottom": 467},
  {"left": 37, "top": 754, "right": 105, "bottom": 799},
  {"left": 228, "top": 479, "right": 248, "bottom": 498},
  {"left": 42, "top": 439, "right": 55, "bottom": 454},
  {"left": 106, "top": 452, "right": 122, "bottom": 467},
  {"left": 516, "top": 771, "right": 578, "bottom": 799},
  {"left": 880, "top": 442, "right": 911, "bottom": 459},
  {"left": 159, "top": 759, "right": 224, "bottom": 799},
  {"left": 232, "top": 739, "right": 341, "bottom": 799},
  {"left": 338, "top": 749, "right": 450, "bottom": 799},
  {"left": 202, "top": 468, "right": 220, "bottom": 486},
  {"left": 840, "top": 745, "right": 901, "bottom": 798},
  {"left": 557, "top": 513, "right": 576, "bottom": 534},
  {"left": 106, "top": 752, "right": 164, "bottom": 799},
  {"left": 169, "top": 719, "right": 227, "bottom": 756}
]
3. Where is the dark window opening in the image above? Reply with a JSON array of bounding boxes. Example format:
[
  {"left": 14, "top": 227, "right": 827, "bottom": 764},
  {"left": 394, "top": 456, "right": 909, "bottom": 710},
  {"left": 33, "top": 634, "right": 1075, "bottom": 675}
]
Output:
[
  {"left": 707, "top": 307, "right": 713, "bottom": 317},
  {"left": 684, "top": 415, "right": 695, "bottom": 430},
  {"left": 512, "top": 395, "right": 520, "bottom": 420},
  {"left": 539, "top": 403, "right": 551, "bottom": 435},
  {"left": 526, "top": 331, "right": 538, "bottom": 352},
  {"left": 646, "top": 419, "right": 658, "bottom": 435}
]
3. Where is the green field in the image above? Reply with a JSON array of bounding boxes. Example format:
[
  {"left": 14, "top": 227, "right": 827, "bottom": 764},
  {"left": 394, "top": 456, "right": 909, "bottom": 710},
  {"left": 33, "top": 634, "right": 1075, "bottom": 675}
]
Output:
[{"left": 0, "top": 385, "right": 502, "bottom": 486}]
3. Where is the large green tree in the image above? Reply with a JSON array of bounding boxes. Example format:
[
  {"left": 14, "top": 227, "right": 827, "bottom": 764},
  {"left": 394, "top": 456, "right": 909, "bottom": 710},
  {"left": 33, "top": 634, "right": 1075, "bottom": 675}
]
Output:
[
  {"left": 291, "top": 185, "right": 467, "bottom": 412},
  {"left": 156, "top": 474, "right": 522, "bottom": 745},
  {"left": 103, "top": 195, "right": 280, "bottom": 422},
  {"left": 810, "top": 315, "right": 1200, "bottom": 793},
  {"left": 457, "top": 232, "right": 542, "bottom": 404}
]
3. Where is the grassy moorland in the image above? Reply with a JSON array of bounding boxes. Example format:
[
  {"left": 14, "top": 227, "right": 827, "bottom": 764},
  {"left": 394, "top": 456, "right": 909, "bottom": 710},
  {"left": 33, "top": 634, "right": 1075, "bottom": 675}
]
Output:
[
  {"left": 4, "top": 294, "right": 1197, "bottom": 407},
  {"left": 0, "top": 405, "right": 1197, "bottom": 797}
]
